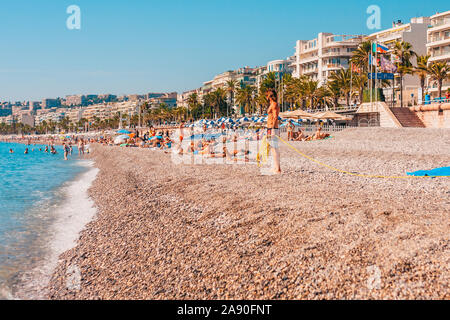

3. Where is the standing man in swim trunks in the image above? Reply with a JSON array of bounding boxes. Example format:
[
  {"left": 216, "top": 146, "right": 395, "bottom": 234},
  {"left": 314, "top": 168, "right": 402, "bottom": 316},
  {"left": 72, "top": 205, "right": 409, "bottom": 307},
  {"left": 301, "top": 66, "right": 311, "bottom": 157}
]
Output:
[{"left": 266, "top": 89, "right": 281, "bottom": 174}]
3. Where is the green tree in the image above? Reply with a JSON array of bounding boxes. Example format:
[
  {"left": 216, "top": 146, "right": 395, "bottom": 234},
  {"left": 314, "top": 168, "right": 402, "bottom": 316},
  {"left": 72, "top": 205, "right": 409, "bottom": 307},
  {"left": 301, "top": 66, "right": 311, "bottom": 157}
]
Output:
[
  {"left": 350, "top": 41, "right": 372, "bottom": 74},
  {"left": 236, "top": 84, "right": 256, "bottom": 114},
  {"left": 225, "top": 79, "right": 238, "bottom": 116},
  {"left": 329, "top": 68, "right": 352, "bottom": 106},
  {"left": 303, "top": 79, "right": 321, "bottom": 109},
  {"left": 428, "top": 61, "right": 450, "bottom": 99},
  {"left": 392, "top": 41, "right": 416, "bottom": 107},
  {"left": 414, "top": 55, "right": 430, "bottom": 102}
]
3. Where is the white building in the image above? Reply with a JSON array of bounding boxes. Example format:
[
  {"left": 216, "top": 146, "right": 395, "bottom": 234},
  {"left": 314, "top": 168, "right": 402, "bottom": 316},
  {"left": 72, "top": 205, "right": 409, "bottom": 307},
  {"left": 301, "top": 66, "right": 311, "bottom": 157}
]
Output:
[
  {"left": 18, "top": 112, "right": 35, "bottom": 127},
  {"left": 292, "top": 33, "right": 363, "bottom": 86},
  {"left": 365, "top": 17, "right": 431, "bottom": 105},
  {"left": 177, "top": 89, "right": 199, "bottom": 109},
  {"left": 427, "top": 10, "right": 450, "bottom": 98}
]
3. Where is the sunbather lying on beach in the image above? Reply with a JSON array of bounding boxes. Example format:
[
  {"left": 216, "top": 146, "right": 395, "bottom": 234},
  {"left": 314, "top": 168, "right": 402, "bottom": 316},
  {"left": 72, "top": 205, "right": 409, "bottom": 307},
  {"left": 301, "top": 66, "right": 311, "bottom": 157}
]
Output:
[
  {"left": 292, "top": 130, "right": 308, "bottom": 141},
  {"left": 311, "top": 127, "right": 330, "bottom": 140}
]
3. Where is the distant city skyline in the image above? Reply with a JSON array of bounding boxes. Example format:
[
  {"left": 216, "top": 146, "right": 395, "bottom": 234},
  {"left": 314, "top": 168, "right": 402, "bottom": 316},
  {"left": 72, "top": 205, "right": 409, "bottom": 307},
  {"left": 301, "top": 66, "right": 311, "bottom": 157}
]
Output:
[{"left": 0, "top": 0, "right": 448, "bottom": 101}]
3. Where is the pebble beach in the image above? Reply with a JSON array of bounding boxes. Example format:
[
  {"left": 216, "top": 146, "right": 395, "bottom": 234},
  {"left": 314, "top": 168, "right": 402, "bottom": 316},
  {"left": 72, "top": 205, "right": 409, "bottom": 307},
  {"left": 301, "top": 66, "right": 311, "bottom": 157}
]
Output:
[{"left": 46, "top": 128, "right": 449, "bottom": 300}]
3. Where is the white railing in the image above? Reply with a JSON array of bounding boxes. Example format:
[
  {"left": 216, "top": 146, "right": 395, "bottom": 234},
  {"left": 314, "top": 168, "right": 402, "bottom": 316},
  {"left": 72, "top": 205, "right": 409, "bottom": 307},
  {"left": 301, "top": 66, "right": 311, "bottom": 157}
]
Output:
[
  {"left": 280, "top": 124, "right": 357, "bottom": 133},
  {"left": 303, "top": 105, "right": 359, "bottom": 113}
]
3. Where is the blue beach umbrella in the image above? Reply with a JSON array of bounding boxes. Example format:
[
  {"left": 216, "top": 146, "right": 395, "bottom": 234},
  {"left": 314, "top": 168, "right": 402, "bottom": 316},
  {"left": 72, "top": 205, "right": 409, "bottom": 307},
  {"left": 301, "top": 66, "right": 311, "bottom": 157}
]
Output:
[{"left": 117, "top": 129, "right": 131, "bottom": 134}]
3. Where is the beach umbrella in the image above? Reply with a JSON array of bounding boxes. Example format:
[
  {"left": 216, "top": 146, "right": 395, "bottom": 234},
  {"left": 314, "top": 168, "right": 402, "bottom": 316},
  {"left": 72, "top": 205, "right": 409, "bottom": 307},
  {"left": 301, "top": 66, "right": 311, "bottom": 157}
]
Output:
[
  {"left": 114, "top": 135, "right": 129, "bottom": 145},
  {"left": 281, "top": 109, "right": 317, "bottom": 120},
  {"left": 117, "top": 129, "right": 131, "bottom": 134},
  {"left": 313, "top": 111, "right": 348, "bottom": 120}
]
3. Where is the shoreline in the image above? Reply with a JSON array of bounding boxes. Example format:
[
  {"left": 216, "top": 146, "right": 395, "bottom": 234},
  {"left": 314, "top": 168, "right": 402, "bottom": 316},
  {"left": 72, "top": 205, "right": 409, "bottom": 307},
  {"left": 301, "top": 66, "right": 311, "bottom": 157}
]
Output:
[
  {"left": 10, "top": 159, "right": 98, "bottom": 299},
  {"left": 46, "top": 128, "right": 449, "bottom": 299}
]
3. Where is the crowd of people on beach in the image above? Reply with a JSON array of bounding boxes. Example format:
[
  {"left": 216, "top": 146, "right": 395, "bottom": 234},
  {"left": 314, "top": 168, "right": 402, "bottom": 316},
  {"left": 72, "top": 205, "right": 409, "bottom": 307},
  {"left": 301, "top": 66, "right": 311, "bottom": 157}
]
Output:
[
  {"left": 5, "top": 136, "right": 91, "bottom": 161},
  {"left": 3, "top": 89, "right": 334, "bottom": 175}
]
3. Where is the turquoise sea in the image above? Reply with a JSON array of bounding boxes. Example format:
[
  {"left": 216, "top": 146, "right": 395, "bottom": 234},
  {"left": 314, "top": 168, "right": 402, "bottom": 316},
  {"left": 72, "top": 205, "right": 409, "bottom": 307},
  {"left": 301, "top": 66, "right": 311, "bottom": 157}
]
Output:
[{"left": 0, "top": 142, "right": 96, "bottom": 299}]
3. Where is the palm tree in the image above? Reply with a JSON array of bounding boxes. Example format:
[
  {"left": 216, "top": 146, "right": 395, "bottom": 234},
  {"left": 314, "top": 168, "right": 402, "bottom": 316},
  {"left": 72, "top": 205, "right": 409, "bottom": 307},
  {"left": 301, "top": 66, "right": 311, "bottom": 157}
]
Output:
[
  {"left": 225, "top": 79, "right": 238, "bottom": 116},
  {"left": 414, "top": 55, "right": 430, "bottom": 103},
  {"left": 236, "top": 85, "right": 256, "bottom": 114},
  {"left": 284, "top": 75, "right": 311, "bottom": 109},
  {"left": 254, "top": 72, "right": 278, "bottom": 113},
  {"left": 428, "top": 61, "right": 450, "bottom": 99},
  {"left": 284, "top": 76, "right": 302, "bottom": 109},
  {"left": 325, "top": 80, "right": 341, "bottom": 107},
  {"left": 329, "top": 68, "right": 352, "bottom": 106},
  {"left": 210, "top": 88, "right": 228, "bottom": 118},
  {"left": 350, "top": 41, "right": 372, "bottom": 74},
  {"left": 392, "top": 41, "right": 416, "bottom": 107},
  {"left": 350, "top": 72, "right": 367, "bottom": 105},
  {"left": 186, "top": 92, "right": 200, "bottom": 120},
  {"left": 303, "top": 79, "right": 321, "bottom": 109}
]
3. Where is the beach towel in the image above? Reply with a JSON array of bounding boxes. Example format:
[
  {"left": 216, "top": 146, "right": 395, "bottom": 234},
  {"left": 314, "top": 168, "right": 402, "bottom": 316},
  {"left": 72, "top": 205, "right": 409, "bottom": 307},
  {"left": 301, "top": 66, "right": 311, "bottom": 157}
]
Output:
[{"left": 407, "top": 167, "right": 450, "bottom": 177}]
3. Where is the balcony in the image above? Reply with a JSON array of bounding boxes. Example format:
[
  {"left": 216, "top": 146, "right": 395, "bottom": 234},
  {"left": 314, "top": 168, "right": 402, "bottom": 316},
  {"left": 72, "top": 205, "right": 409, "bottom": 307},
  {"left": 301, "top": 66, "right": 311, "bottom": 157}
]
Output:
[
  {"left": 324, "top": 35, "right": 362, "bottom": 45},
  {"left": 298, "top": 55, "right": 319, "bottom": 64},
  {"left": 428, "top": 51, "right": 450, "bottom": 62},
  {"left": 428, "top": 79, "right": 450, "bottom": 91},
  {"left": 302, "top": 69, "right": 318, "bottom": 76},
  {"left": 324, "top": 64, "right": 348, "bottom": 72},
  {"left": 428, "top": 19, "right": 450, "bottom": 32},
  {"left": 427, "top": 36, "right": 450, "bottom": 47}
]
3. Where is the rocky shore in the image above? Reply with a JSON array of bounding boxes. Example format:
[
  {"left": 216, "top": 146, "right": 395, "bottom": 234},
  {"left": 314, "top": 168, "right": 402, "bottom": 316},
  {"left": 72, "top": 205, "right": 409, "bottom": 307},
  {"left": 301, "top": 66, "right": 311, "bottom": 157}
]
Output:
[{"left": 47, "top": 128, "right": 449, "bottom": 299}]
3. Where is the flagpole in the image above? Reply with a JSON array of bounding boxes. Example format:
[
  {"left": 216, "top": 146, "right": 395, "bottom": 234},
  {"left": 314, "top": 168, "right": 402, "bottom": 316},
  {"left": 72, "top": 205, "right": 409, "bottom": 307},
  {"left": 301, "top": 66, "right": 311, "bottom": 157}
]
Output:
[
  {"left": 350, "top": 61, "right": 353, "bottom": 107},
  {"left": 369, "top": 41, "right": 372, "bottom": 112},
  {"left": 375, "top": 41, "right": 378, "bottom": 109}
]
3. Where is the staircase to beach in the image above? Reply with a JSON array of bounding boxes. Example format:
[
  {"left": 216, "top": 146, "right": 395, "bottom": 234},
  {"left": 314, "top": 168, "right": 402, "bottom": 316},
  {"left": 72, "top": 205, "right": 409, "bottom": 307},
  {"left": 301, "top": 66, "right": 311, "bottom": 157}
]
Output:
[{"left": 389, "top": 108, "right": 426, "bottom": 128}]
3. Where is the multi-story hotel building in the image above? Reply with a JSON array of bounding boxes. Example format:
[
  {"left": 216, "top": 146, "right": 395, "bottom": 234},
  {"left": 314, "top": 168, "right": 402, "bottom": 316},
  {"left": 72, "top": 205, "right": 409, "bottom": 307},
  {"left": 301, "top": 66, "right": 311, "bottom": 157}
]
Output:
[
  {"left": 427, "top": 10, "right": 450, "bottom": 98},
  {"left": 292, "top": 33, "right": 363, "bottom": 85},
  {"left": 177, "top": 89, "right": 199, "bottom": 109},
  {"left": 64, "top": 95, "right": 87, "bottom": 106},
  {"left": 65, "top": 108, "right": 83, "bottom": 124},
  {"left": 206, "top": 67, "right": 258, "bottom": 92},
  {"left": 365, "top": 17, "right": 430, "bottom": 105}
]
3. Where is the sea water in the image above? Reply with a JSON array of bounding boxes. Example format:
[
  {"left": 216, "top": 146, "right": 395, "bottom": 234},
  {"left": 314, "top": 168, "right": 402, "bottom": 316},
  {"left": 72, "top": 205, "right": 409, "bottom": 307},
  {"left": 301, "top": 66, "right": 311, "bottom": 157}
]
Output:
[{"left": 0, "top": 142, "right": 97, "bottom": 299}]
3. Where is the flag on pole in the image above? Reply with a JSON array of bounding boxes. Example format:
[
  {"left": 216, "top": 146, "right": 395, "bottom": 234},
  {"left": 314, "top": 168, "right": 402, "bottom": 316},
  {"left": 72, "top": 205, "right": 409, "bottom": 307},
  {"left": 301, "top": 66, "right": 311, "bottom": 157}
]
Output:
[
  {"left": 373, "top": 43, "right": 389, "bottom": 54},
  {"left": 351, "top": 63, "right": 361, "bottom": 73},
  {"left": 391, "top": 54, "right": 401, "bottom": 64},
  {"left": 369, "top": 55, "right": 379, "bottom": 67},
  {"left": 380, "top": 56, "right": 397, "bottom": 73}
]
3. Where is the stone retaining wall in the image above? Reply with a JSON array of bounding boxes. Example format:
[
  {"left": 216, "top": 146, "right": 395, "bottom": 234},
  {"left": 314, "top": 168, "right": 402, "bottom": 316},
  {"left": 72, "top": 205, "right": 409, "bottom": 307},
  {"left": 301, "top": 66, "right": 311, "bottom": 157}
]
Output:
[{"left": 409, "top": 104, "right": 450, "bottom": 128}]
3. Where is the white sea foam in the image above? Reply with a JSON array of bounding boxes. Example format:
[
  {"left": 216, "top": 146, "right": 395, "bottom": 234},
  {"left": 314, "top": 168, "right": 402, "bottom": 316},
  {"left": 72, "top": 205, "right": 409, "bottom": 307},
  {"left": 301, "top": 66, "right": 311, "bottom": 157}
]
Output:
[{"left": 13, "top": 160, "right": 99, "bottom": 299}]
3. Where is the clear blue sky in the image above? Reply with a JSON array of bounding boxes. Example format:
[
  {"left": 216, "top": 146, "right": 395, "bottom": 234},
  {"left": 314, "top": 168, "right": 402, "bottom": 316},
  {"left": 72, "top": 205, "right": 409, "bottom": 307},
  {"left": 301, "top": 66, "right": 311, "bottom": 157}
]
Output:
[{"left": 0, "top": 0, "right": 447, "bottom": 101}]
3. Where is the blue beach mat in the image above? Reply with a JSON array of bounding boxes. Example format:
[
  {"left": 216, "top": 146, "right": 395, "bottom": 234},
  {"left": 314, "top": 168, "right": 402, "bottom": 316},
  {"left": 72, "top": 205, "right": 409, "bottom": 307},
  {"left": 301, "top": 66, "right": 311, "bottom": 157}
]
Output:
[{"left": 407, "top": 167, "right": 450, "bottom": 177}]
